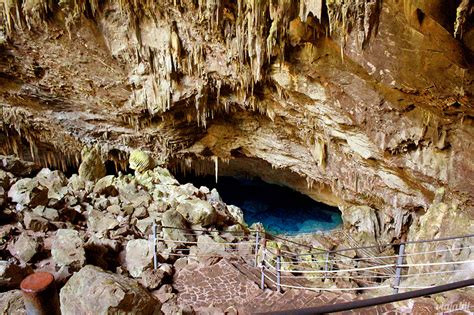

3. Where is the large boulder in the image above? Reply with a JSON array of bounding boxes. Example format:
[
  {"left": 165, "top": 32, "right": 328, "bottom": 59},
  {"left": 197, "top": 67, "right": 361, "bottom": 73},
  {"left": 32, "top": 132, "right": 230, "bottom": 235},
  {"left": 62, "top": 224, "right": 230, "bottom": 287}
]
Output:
[
  {"left": 23, "top": 212, "right": 50, "bottom": 232},
  {"left": 93, "top": 175, "right": 118, "bottom": 196},
  {"left": 161, "top": 210, "right": 193, "bottom": 243},
  {"left": 226, "top": 205, "right": 246, "bottom": 226},
  {"left": 125, "top": 239, "right": 153, "bottom": 278},
  {"left": 8, "top": 178, "right": 49, "bottom": 208},
  {"left": 78, "top": 146, "right": 106, "bottom": 182},
  {"left": 0, "top": 290, "right": 25, "bottom": 314},
  {"left": 35, "top": 168, "right": 68, "bottom": 200},
  {"left": 10, "top": 233, "right": 39, "bottom": 263},
  {"left": 51, "top": 229, "right": 86, "bottom": 270},
  {"left": 87, "top": 209, "right": 119, "bottom": 236},
  {"left": 176, "top": 199, "right": 217, "bottom": 226},
  {"left": 129, "top": 150, "right": 155, "bottom": 173},
  {"left": 60, "top": 265, "right": 160, "bottom": 314}
]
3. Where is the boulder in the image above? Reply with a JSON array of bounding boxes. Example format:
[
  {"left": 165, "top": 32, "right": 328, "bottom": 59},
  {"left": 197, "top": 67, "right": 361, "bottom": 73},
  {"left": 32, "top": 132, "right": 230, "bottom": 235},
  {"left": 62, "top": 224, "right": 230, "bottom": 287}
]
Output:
[
  {"left": 23, "top": 212, "right": 50, "bottom": 232},
  {"left": 87, "top": 209, "right": 119, "bottom": 236},
  {"left": 129, "top": 150, "right": 155, "bottom": 173},
  {"left": 10, "top": 233, "right": 39, "bottom": 263},
  {"left": 32, "top": 206, "right": 59, "bottom": 221},
  {"left": 67, "top": 174, "right": 86, "bottom": 192},
  {"left": 35, "top": 168, "right": 68, "bottom": 200},
  {"left": 161, "top": 210, "right": 193, "bottom": 243},
  {"left": 140, "top": 268, "right": 166, "bottom": 290},
  {"left": 93, "top": 175, "right": 118, "bottom": 196},
  {"left": 78, "top": 146, "right": 106, "bottom": 182},
  {"left": 60, "top": 265, "right": 160, "bottom": 314},
  {"left": 51, "top": 229, "right": 86, "bottom": 270},
  {"left": 126, "top": 239, "right": 153, "bottom": 278},
  {"left": 8, "top": 178, "right": 49, "bottom": 208},
  {"left": 0, "top": 290, "right": 25, "bottom": 314},
  {"left": 0, "top": 261, "right": 32, "bottom": 291},
  {"left": 226, "top": 205, "right": 246, "bottom": 226},
  {"left": 176, "top": 199, "right": 217, "bottom": 226},
  {"left": 0, "top": 155, "right": 40, "bottom": 177}
]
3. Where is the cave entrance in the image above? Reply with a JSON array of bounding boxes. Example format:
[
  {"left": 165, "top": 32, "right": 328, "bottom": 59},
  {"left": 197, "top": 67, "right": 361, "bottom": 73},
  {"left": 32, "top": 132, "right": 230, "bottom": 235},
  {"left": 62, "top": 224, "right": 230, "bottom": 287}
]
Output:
[{"left": 171, "top": 157, "right": 343, "bottom": 235}]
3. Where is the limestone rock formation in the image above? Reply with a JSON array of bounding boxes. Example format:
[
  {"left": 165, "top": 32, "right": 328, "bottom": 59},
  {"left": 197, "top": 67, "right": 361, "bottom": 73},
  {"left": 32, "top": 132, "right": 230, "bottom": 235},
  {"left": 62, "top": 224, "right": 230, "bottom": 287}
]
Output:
[
  {"left": 51, "top": 229, "right": 86, "bottom": 270},
  {"left": 60, "top": 265, "right": 161, "bottom": 314},
  {"left": 10, "top": 232, "right": 38, "bottom": 263},
  {"left": 8, "top": 178, "right": 48, "bottom": 208},
  {"left": 129, "top": 150, "right": 155, "bottom": 173},
  {"left": 125, "top": 239, "right": 153, "bottom": 278},
  {"left": 78, "top": 146, "right": 106, "bottom": 182},
  {"left": 0, "top": 0, "right": 471, "bottom": 246},
  {"left": 176, "top": 198, "right": 217, "bottom": 227}
]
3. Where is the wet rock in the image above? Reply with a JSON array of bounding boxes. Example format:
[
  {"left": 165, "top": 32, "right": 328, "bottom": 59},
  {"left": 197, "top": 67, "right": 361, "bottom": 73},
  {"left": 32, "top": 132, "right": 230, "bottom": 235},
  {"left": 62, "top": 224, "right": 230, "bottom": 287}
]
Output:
[
  {"left": 176, "top": 199, "right": 217, "bottom": 227},
  {"left": 35, "top": 168, "right": 68, "bottom": 200},
  {"left": 10, "top": 233, "right": 39, "bottom": 263},
  {"left": 125, "top": 239, "right": 153, "bottom": 278},
  {"left": 93, "top": 175, "right": 118, "bottom": 196},
  {"left": 60, "top": 265, "right": 160, "bottom": 314},
  {"left": 8, "top": 178, "right": 49, "bottom": 208},
  {"left": 51, "top": 229, "right": 86, "bottom": 270},
  {"left": 0, "top": 261, "right": 32, "bottom": 291},
  {"left": 87, "top": 209, "right": 118, "bottom": 236},
  {"left": 23, "top": 212, "right": 50, "bottom": 232},
  {"left": 161, "top": 210, "right": 193, "bottom": 243},
  {"left": 0, "top": 290, "right": 25, "bottom": 314},
  {"left": 129, "top": 150, "right": 155, "bottom": 173},
  {"left": 78, "top": 146, "right": 106, "bottom": 182}
]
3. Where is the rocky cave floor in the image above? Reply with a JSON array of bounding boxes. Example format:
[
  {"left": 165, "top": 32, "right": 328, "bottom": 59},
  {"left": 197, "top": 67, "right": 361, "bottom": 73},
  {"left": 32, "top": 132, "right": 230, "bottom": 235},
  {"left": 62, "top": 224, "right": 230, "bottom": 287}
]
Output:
[{"left": 0, "top": 152, "right": 472, "bottom": 314}]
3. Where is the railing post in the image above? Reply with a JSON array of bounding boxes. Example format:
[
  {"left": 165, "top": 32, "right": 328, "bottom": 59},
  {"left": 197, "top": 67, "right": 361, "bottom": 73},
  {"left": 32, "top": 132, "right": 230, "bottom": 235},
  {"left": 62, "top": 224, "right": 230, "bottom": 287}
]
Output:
[
  {"left": 393, "top": 243, "right": 405, "bottom": 294},
  {"left": 324, "top": 251, "right": 330, "bottom": 280},
  {"left": 152, "top": 222, "right": 158, "bottom": 270},
  {"left": 21, "top": 272, "right": 61, "bottom": 315},
  {"left": 260, "top": 238, "right": 267, "bottom": 290},
  {"left": 276, "top": 248, "right": 281, "bottom": 293},
  {"left": 254, "top": 230, "right": 260, "bottom": 267}
]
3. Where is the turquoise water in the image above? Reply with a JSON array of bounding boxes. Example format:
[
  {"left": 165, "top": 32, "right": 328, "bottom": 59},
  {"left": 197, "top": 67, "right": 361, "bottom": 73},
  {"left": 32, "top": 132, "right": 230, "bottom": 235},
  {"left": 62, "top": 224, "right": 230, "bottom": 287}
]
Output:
[{"left": 177, "top": 175, "right": 342, "bottom": 236}]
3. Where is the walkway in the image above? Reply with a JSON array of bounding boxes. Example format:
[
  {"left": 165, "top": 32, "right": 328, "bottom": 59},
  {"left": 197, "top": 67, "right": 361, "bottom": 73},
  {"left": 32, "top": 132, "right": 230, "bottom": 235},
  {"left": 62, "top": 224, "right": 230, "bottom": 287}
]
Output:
[{"left": 172, "top": 258, "right": 398, "bottom": 314}]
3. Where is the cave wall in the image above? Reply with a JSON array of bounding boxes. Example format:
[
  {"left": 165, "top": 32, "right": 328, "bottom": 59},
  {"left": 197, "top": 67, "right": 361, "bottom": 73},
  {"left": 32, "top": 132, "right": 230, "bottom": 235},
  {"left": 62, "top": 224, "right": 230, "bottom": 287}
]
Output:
[{"left": 0, "top": 0, "right": 473, "bottom": 241}]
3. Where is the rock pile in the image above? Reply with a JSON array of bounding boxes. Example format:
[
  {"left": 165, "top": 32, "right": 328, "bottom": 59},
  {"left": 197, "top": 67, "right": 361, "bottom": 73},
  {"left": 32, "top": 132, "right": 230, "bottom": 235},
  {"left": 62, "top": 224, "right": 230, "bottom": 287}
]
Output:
[{"left": 0, "top": 152, "right": 249, "bottom": 314}]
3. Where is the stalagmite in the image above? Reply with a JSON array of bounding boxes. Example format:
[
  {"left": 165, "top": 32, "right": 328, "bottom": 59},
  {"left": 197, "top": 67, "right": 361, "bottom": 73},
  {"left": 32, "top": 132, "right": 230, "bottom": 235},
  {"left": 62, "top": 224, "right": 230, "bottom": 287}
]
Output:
[{"left": 213, "top": 155, "right": 218, "bottom": 183}]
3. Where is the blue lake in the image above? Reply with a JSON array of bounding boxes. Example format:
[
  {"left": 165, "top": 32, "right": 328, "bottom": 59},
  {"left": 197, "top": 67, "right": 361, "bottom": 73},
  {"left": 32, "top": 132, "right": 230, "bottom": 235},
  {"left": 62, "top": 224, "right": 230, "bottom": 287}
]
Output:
[{"left": 177, "top": 175, "right": 342, "bottom": 236}]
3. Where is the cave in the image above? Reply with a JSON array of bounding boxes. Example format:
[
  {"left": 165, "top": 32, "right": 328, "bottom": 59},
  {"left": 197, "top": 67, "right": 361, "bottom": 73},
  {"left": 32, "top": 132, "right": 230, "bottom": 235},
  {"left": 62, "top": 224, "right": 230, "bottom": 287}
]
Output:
[{"left": 171, "top": 156, "right": 343, "bottom": 235}]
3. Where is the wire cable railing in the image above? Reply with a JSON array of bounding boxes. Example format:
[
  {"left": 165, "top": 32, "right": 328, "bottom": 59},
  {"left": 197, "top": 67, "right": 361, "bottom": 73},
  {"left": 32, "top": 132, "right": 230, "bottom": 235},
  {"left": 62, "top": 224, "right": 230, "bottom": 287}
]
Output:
[{"left": 151, "top": 224, "right": 474, "bottom": 295}]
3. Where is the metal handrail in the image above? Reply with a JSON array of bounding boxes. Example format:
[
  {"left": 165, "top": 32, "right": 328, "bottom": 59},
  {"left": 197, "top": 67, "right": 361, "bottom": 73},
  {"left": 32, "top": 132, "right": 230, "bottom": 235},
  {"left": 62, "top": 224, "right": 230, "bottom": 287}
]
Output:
[{"left": 257, "top": 278, "right": 474, "bottom": 315}]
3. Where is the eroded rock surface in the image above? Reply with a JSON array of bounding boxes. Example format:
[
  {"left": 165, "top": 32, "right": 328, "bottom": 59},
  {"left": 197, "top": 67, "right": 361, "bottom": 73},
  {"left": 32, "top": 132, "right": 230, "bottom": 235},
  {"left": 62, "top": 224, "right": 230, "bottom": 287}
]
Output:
[{"left": 60, "top": 265, "right": 161, "bottom": 314}]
